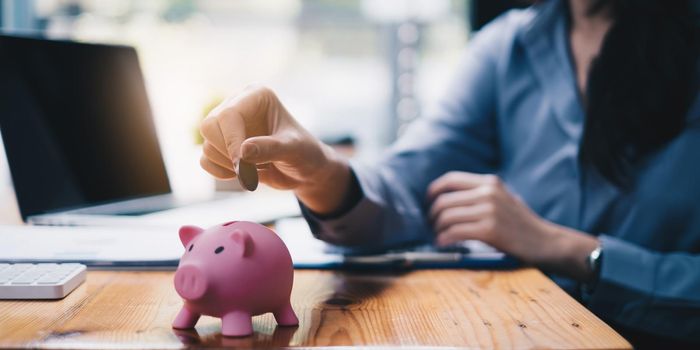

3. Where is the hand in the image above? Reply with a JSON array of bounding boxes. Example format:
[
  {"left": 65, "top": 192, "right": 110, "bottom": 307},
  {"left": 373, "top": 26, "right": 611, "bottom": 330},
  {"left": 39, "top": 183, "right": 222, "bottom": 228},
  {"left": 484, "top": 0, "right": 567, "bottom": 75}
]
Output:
[
  {"left": 428, "top": 171, "right": 598, "bottom": 280},
  {"left": 428, "top": 172, "right": 549, "bottom": 261},
  {"left": 199, "top": 85, "right": 351, "bottom": 213}
]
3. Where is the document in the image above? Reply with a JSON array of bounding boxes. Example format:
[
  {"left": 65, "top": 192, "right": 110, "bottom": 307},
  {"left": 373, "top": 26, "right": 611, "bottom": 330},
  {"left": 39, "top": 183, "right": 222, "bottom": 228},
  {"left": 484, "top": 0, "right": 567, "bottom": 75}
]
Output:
[{"left": 0, "top": 225, "right": 181, "bottom": 267}]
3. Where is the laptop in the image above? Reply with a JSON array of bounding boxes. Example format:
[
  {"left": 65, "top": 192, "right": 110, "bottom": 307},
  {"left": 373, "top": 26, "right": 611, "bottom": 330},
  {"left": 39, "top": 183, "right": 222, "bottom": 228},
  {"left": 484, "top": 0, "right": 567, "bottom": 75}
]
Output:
[{"left": 0, "top": 34, "right": 300, "bottom": 228}]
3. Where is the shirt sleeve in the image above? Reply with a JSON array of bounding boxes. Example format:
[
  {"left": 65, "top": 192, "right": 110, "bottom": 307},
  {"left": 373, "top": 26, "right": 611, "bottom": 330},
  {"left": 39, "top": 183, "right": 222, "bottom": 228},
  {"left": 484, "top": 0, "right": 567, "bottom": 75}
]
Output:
[
  {"left": 585, "top": 235, "right": 700, "bottom": 342},
  {"left": 300, "top": 17, "right": 507, "bottom": 249}
]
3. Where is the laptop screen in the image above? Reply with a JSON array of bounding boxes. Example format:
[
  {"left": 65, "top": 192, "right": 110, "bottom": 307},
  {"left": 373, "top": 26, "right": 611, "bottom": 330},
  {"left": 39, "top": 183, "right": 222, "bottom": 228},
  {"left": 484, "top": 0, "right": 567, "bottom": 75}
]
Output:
[{"left": 0, "top": 35, "right": 171, "bottom": 220}]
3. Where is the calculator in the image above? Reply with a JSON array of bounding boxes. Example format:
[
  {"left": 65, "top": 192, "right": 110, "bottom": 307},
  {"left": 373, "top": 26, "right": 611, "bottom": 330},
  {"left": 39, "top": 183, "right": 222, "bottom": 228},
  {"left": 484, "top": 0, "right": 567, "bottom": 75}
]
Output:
[{"left": 0, "top": 263, "right": 87, "bottom": 300}]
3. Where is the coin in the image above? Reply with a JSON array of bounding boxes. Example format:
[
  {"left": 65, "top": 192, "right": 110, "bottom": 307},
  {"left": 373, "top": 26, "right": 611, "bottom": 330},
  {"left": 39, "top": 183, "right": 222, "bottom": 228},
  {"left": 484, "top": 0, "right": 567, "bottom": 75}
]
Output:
[{"left": 235, "top": 159, "right": 259, "bottom": 191}]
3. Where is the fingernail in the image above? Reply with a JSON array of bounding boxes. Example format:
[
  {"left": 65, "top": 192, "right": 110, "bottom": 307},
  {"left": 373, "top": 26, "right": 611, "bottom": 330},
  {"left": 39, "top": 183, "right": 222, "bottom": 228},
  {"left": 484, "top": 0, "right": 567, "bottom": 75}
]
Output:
[{"left": 242, "top": 143, "right": 259, "bottom": 159}]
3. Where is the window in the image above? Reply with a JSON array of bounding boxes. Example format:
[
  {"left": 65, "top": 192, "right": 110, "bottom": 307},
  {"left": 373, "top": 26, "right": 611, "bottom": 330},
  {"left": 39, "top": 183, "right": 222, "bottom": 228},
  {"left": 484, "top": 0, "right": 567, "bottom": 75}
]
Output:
[{"left": 25, "top": 0, "right": 471, "bottom": 193}]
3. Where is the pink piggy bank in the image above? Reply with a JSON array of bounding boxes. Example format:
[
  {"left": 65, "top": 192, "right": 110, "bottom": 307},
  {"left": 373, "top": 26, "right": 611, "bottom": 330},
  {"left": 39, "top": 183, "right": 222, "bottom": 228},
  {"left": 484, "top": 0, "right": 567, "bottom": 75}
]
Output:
[{"left": 172, "top": 221, "right": 298, "bottom": 337}]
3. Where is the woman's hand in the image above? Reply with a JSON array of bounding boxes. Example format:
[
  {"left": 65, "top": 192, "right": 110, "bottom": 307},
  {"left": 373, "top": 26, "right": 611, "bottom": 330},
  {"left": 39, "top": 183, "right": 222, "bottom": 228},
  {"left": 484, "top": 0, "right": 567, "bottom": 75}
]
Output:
[
  {"left": 428, "top": 172, "right": 549, "bottom": 259},
  {"left": 428, "top": 171, "right": 599, "bottom": 280},
  {"left": 199, "top": 85, "right": 351, "bottom": 214}
]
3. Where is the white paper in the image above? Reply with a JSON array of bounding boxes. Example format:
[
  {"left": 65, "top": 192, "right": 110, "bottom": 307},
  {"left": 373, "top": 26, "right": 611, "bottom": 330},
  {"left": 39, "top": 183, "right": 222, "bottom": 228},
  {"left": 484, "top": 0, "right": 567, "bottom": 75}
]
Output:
[{"left": 0, "top": 225, "right": 182, "bottom": 264}]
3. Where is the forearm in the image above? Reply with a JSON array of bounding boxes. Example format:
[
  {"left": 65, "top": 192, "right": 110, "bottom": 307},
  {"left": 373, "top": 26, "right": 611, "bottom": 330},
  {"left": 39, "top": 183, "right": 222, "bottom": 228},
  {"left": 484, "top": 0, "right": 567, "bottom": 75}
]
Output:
[{"left": 294, "top": 143, "right": 353, "bottom": 215}]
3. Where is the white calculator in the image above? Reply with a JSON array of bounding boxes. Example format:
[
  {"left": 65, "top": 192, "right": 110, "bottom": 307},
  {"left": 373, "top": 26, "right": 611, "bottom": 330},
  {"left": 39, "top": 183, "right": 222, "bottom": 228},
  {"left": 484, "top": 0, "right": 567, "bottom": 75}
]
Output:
[{"left": 0, "top": 263, "right": 87, "bottom": 300}]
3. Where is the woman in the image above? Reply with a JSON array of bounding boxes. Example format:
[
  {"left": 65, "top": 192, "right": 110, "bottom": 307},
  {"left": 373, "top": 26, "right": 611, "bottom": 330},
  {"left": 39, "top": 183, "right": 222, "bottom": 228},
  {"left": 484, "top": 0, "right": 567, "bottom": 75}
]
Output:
[{"left": 198, "top": 0, "right": 700, "bottom": 346}]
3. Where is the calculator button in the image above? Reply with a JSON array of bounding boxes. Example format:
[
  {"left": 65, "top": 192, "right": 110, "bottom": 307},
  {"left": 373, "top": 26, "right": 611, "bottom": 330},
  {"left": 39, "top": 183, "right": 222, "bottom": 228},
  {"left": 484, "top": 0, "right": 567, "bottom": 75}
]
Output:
[
  {"left": 36, "top": 275, "right": 65, "bottom": 284},
  {"left": 11, "top": 276, "right": 38, "bottom": 284}
]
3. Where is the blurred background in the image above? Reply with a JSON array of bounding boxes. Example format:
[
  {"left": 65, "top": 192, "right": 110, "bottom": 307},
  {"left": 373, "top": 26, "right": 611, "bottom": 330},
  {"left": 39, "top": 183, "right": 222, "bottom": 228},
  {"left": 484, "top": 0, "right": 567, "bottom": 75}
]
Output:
[{"left": 0, "top": 0, "right": 522, "bottom": 199}]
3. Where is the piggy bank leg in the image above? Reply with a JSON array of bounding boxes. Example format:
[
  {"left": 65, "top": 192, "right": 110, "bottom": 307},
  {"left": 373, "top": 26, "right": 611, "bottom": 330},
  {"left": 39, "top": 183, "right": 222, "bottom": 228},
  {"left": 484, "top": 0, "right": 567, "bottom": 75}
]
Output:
[
  {"left": 221, "top": 310, "right": 253, "bottom": 337},
  {"left": 172, "top": 307, "right": 200, "bottom": 329},
  {"left": 273, "top": 302, "right": 299, "bottom": 326}
]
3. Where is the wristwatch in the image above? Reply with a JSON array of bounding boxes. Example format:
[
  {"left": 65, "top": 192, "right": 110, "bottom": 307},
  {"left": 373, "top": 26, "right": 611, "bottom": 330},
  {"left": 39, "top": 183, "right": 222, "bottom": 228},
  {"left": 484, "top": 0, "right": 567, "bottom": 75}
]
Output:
[{"left": 585, "top": 245, "right": 603, "bottom": 292}]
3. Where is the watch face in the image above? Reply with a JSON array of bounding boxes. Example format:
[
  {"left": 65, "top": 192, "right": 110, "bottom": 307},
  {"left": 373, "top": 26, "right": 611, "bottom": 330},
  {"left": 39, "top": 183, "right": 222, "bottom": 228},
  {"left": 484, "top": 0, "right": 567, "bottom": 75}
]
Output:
[
  {"left": 589, "top": 246, "right": 602, "bottom": 272},
  {"left": 584, "top": 246, "right": 603, "bottom": 291}
]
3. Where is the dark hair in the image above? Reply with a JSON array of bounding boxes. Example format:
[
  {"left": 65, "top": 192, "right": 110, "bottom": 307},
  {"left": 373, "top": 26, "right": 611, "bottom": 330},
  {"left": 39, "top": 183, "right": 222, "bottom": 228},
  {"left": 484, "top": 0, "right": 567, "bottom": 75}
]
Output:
[{"left": 579, "top": 0, "right": 700, "bottom": 187}]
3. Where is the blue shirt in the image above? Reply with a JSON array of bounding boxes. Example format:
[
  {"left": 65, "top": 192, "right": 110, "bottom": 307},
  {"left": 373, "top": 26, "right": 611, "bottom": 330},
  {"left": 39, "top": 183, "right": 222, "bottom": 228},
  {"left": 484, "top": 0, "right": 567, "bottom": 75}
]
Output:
[{"left": 301, "top": 0, "right": 700, "bottom": 342}]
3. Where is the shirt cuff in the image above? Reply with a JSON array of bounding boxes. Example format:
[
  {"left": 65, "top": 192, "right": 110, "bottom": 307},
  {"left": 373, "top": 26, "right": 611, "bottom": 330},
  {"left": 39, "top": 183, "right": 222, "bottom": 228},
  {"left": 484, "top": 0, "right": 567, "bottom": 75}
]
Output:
[
  {"left": 585, "top": 235, "right": 656, "bottom": 324},
  {"left": 299, "top": 162, "right": 385, "bottom": 248}
]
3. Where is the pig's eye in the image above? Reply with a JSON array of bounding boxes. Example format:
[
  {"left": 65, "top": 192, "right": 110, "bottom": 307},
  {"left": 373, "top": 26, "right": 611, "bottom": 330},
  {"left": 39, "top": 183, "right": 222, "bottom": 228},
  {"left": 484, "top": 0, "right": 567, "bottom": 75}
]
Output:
[
  {"left": 188, "top": 244, "right": 194, "bottom": 252},
  {"left": 215, "top": 246, "right": 224, "bottom": 254}
]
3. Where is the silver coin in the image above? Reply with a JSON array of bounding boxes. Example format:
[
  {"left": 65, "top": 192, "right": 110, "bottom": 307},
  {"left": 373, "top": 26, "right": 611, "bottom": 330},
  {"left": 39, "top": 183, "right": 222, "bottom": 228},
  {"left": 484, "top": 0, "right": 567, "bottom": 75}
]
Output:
[{"left": 235, "top": 159, "right": 259, "bottom": 191}]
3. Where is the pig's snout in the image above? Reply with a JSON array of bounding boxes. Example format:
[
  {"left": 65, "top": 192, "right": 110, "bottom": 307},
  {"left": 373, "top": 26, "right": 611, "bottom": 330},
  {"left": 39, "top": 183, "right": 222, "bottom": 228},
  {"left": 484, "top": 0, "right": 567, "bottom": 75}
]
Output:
[{"left": 174, "top": 265, "right": 208, "bottom": 300}]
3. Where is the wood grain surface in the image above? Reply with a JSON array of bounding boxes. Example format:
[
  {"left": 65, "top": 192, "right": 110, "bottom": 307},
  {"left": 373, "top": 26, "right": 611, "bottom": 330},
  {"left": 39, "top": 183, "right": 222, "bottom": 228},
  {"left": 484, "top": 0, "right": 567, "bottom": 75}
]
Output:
[{"left": 0, "top": 269, "right": 630, "bottom": 349}]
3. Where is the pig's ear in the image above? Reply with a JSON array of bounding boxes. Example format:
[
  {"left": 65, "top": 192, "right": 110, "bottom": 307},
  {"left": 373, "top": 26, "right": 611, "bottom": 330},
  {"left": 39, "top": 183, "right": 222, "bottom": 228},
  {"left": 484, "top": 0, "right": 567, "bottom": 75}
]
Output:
[
  {"left": 179, "top": 225, "right": 204, "bottom": 248},
  {"left": 230, "top": 229, "right": 254, "bottom": 258}
]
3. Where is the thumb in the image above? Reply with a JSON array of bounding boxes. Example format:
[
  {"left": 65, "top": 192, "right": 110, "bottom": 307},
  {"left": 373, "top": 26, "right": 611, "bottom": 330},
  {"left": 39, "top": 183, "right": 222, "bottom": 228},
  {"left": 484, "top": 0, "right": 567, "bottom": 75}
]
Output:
[{"left": 240, "top": 136, "right": 289, "bottom": 163}]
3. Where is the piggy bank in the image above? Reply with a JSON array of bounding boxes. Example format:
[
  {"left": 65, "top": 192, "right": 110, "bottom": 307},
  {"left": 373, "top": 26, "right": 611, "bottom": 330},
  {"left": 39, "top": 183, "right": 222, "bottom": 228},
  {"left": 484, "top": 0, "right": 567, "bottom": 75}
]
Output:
[{"left": 172, "top": 221, "right": 298, "bottom": 337}]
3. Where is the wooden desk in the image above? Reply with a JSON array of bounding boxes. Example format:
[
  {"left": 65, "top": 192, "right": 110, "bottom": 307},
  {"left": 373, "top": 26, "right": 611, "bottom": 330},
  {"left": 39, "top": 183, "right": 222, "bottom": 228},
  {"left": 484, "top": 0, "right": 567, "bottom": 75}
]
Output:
[{"left": 0, "top": 269, "right": 630, "bottom": 349}]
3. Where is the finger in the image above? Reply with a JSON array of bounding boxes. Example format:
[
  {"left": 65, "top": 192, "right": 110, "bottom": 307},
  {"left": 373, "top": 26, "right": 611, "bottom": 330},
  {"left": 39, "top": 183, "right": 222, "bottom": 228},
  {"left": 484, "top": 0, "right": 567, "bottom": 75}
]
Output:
[
  {"left": 429, "top": 188, "right": 493, "bottom": 221},
  {"left": 216, "top": 109, "right": 247, "bottom": 163},
  {"left": 200, "top": 116, "right": 230, "bottom": 157},
  {"left": 202, "top": 141, "right": 234, "bottom": 170},
  {"left": 427, "top": 172, "right": 500, "bottom": 201},
  {"left": 218, "top": 86, "right": 274, "bottom": 162},
  {"left": 241, "top": 136, "right": 290, "bottom": 163},
  {"left": 433, "top": 203, "right": 492, "bottom": 233},
  {"left": 436, "top": 222, "right": 486, "bottom": 246},
  {"left": 200, "top": 155, "right": 236, "bottom": 180}
]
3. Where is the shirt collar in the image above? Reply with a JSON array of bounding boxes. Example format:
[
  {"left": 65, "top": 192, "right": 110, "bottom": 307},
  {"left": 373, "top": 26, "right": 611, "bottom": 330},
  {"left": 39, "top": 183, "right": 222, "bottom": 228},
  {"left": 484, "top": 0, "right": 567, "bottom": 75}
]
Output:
[{"left": 517, "top": 0, "right": 586, "bottom": 141}]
